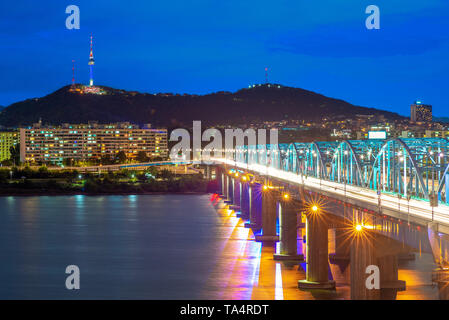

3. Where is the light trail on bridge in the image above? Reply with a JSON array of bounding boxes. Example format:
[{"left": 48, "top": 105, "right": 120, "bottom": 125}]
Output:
[{"left": 214, "top": 158, "right": 449, "bottom": 227}]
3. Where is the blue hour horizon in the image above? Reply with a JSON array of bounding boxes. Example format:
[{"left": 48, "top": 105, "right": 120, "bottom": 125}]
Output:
[{"left": 0, "top": 0, "right": 448, "bottom": 118}]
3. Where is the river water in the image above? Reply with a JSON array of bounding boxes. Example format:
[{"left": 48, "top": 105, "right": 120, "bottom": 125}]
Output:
[{"left": 0, "top": 195, "right": 439, "bottom": 299}]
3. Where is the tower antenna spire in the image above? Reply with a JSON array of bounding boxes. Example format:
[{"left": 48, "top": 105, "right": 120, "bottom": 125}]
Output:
[
  {"left": 265, "top": 67, "right": 268, "bottom": 84},
  {"left": 71, "top": 59, "right": 75, "bottom": 89},
  {"left": 88, "top": 33, "right": 95, "bottom": 87}
]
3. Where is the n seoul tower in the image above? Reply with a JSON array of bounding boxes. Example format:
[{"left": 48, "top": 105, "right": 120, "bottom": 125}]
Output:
[{"left": 88, "top": 33, "right": 95, "bottom": 86}]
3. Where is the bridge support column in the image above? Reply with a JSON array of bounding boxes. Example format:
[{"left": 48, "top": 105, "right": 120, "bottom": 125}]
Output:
[
  {"left": 274, "top": 199, "right": 303, "bottom": 261},
  {"left": 222, "top": 173, "right": 228, "bottom": 200},
  {"left": 240, "top": 182, "right": 250, "bottom": 220},
  {"left": 378, "top": 254, "right": 404, "bottom": 300},
  {"left": 216, "top": 167, "right": 223, "bottom": 195},
  {"left": 329, "top": 228, "right": 351, "bottom": 284},
  {"left": 432, "top": 268, "right": 449, "bottom": 300},
  {"left": 245, "top": 183, "right": 262, "bottom": 231},
  {"left": 298, "top": 214, "right": 335, "bottom": 290},
  {"left": 233, "top": 179, "right": 241, "bottom": 207},
  {"left": 205, "top": 165, "right": 211, "bottom": 179},
  {"left": 255, "top": 188, "right": 279, "bottom": 242},
  {"left": 349, "top": 231, "right": 406, "bottom": 300},
  {"left": 228, "top": 177, "right": 234, "bottom": 203},
  {"left": 350, "top": 230, "right": 379, "bottom": 299}
]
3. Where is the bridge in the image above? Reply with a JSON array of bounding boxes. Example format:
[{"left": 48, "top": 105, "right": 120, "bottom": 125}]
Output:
[
  {"left": 209, "top": 138, "right": 449, "bottom": 300},
  {"left": 45, "top": 160, "right": 203, "bottom": 173}
]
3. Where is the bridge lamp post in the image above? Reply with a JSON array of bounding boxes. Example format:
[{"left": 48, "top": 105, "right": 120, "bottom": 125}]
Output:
[
  {"left": 377, "top": 186, "right": 382, "bottom": 213},
  {"left": 407, "top": 194, "right": 411, "bottom": 225},
  {"left": 342, "top": 166, "right": 347, "bottom": 198},
  {"left": 430, "top": 192, "right": 438, "bottom": 222}
]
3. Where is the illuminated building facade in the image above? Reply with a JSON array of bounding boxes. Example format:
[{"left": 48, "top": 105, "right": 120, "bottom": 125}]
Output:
[
  {"left": 20, "top": 123, "right": 168, "bottom": 164},
  {"left": 0, "top": 131, "right": 19, "bottom": 162},
  {"left": 411, "top": 101, "right": 432, "bottom": 122}
]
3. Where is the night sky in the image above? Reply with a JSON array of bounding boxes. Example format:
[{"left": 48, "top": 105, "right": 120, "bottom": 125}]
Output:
[{"left": 1, "top": 1, "right": 448, "bottom": 117}]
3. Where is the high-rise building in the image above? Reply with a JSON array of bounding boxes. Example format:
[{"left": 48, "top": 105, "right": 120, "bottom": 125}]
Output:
[
  {"left": 411, "top": 101, "right": 432, "bottom": 122},
  {"left": 20, "top": 123, "right": 168, "bottom": 164},
  {"left": 0, "top": 131, "right": 19, "bottom": 162}
]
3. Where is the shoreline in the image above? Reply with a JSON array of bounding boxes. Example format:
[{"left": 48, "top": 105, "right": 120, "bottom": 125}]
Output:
[{"left": 0, "top": 191, "right": 211, "bottom": 197}]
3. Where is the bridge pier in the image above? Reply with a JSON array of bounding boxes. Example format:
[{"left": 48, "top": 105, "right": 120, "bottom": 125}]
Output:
[
  {"left": 329, "top": 228, "right": 351, "bottom": 285},
  {"left": 255, "top": 188, "right": 279, "bottom": 242},
  {"left": 233, "top": 179, "right": 241, "bottom": 207},
  {"left": 432, "top": 268, "right": 449, "bottom": 300},
  {"left": 298, "top": 214, "right": 336, "bottom": 290},
  {"left": 274, "top": 199, "right": 304, "bottom": 261},
  {"left": 350, "top": 231, "right": 406, "bottom": 300},
  {"left": 240, "top": 182, "right": 250, "bottom": 220},
  {"left": 245, "top": 183, "right": 262, "bottom": 231},
  {"left": 227, "top": 176, "right": 234, "bottom": 203},
  {"left": 216, "top": 167, "right": 223, "bottom": 196},
  {"left": 378, "top": 254, "right": 403, "bottom": 300},
  {"left": 205, "top": 165, "right": 211, "bottom": 179},
  {"left": 222, "top": 173, "right": 229, "bottom": 200},
  {"left": 350, "top": 230, "right": 379, "bottom": 299}
]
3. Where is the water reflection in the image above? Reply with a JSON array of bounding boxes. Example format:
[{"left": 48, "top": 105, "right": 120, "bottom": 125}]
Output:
[
  {"left": 206, "top": 199, "right": 440, "bottom": 300},
  {"left": 205, "top": 204, "right": 314, "bottom": 300},
  {"left": 0, "top": 195, "right": 442, "bottom": 299}
]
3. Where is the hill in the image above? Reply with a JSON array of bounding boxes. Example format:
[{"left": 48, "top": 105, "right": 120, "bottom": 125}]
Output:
[
  {"left": 0, "top": 84, "right": 404, "bottom": 128},
  {"left": 434, "top": 117, "right": 449, "bottom": 124}
]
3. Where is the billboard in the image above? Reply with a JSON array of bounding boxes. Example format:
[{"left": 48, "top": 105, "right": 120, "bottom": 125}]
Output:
[{"left": 368, "top": 131, "right": 387, "bottom": 139}]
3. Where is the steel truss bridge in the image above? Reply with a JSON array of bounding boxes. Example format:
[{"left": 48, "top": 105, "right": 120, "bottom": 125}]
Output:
[{"left": 212, "top": 138, "right": 449, "bottom": 228}]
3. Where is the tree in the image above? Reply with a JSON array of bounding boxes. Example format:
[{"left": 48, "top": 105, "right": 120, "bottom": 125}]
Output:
[
  {"left": 100, "top": 155, "right": 114, "bottom": 165},
  {"left": 38, "top": 166, "right": 49, "bottom": 176},
  {"left": 1, "top": 159, "right": 13, "bottom": 166},
  {"left": 150, "top": 156, "right": 164, "bottom": 162},
  {"left": 136, "top": 151, "right": 149, "bottom": 163},
  {"left": 115, "top": 151, "right": 127, "bottom": 164},
  {"left": 145, "top": 166, "right": 158, "bottom": 177},
  {"left": 63, "top": 158, "right": 76, "bottom": 167},
  {"left": 158, "top": 168, "right": 174, "bottom": 180},
  {"left": 0, "top": 170, "right": 8, "bottom": 183},
  {"left": 9, "top": 144, "right": 20, "bottom": 166}
]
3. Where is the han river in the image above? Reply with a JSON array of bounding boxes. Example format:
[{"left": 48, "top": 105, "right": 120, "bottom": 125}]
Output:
[{"left": 0, "top": 195, "right": 439, "bottom": 299}]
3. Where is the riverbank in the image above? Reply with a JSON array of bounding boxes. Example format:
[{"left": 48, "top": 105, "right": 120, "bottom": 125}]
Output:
[
  {"left": 0, "top": 181, "right": 217, "bottom": 197},
  {"left": 0, "top": 166, "right": 218, "bottom": 196},
  {"left": 0, "top": 190, "right": 211, "bottom": 197}
]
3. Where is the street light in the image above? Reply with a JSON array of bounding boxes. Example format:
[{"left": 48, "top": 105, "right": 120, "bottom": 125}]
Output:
[{"left": 407, "top": 194, "right": 411, "bottom": 224}]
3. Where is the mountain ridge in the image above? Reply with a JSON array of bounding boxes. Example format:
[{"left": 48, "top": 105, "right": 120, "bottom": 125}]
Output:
[{"left": 0, "top": 84, "right": 404, "bottom": 128}]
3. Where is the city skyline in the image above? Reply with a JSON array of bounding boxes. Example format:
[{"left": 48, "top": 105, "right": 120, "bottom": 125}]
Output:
[{"left": 1, "top": 1, "right": 449, "bottom": 118}]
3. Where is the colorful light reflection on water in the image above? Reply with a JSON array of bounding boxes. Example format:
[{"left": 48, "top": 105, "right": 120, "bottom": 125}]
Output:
[{"left": 205, "top": 197, "right": 441, "bottom": 300}]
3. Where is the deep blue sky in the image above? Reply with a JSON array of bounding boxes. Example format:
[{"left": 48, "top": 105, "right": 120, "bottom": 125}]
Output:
[{"left": 1, "top": 1, "right": 448, "bottom": 117}]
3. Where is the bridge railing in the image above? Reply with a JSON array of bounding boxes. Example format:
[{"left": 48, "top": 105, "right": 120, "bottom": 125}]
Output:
[{"left": 228, "top": 138, "right": 449, "bottom": 205}]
